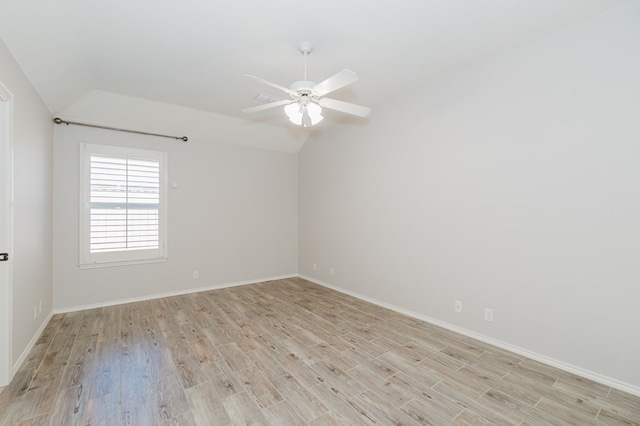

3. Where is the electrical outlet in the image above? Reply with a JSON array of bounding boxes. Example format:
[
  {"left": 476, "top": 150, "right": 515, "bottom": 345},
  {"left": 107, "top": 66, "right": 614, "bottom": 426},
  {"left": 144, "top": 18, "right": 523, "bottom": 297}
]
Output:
[
  {"left": 329, "top": 267, "right": 334, "bottom": 276},
  {"left": 193, "top": 270, "right": 199, "bottom": 279},
  {"left": 313, "top": 263, "right": 317, "bottom": 271},
  {"left": 484, "top": 308, "right": 494, "bottom": 322},
  {"left": 454, "top": 300, "right": 463, "bottom": 313}
]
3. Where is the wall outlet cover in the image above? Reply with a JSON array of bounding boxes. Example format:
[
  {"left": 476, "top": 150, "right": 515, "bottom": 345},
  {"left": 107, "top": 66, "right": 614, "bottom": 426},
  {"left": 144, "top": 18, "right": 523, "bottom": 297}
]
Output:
[{"left": 484, "top": 308, "right": 494, "bottom": 322}]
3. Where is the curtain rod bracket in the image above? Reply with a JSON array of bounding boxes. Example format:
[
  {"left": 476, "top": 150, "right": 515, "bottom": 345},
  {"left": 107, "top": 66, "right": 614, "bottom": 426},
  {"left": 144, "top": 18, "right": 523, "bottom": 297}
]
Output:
[{"left": 53, "top": 117, "right": 188, "bottom": 142}]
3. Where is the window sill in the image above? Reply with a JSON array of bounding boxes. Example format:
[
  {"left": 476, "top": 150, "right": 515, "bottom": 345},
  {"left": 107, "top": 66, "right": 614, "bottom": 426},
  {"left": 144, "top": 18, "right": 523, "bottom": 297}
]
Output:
[{"left": 79, "top": 257, "right": 167, "bottom": 269}]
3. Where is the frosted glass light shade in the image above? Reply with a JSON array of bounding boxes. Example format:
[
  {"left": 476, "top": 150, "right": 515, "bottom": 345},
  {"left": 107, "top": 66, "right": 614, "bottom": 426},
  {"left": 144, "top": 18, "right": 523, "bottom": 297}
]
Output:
[
  {"left": 306, "top": 102, "right": 323, "bottom": 125},
  {"left": 284, "top": 103, "right": 303, "bottom": 125}
]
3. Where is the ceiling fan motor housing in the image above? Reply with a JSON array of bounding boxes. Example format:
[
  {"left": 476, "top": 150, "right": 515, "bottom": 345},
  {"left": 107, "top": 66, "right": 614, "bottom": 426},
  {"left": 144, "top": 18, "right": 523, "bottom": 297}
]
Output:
[{"left": 290, "top": 80, "right": 316, "bottom": 93}]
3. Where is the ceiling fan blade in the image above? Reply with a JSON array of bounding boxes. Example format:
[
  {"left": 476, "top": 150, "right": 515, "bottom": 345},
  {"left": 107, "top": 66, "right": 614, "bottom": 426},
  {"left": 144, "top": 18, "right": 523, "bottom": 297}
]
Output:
[
  {"left": 244, "top": 75, "right": 292, "bottom": 94},
  {"left": 242, "top": 99, "right": 293, "bottom": 114},
  {"left": 319, "top": 97, "right": 371, "bottom": 118},
  {"left": 313, "top": 69, "right": 359, "bottom": 96}
]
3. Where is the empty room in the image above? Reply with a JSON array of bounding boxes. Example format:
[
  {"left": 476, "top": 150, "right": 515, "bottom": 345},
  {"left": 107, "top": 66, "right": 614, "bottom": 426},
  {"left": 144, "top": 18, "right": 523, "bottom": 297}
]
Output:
[{"left": 1, "top": 0, "right": 639, "bottom": 424}]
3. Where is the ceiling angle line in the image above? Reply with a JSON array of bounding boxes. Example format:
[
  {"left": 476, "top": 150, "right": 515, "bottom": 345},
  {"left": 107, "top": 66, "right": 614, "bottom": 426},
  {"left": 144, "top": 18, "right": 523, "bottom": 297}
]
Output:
[{"left": 53, "top": 117, "right": 189, "bottom": 142}]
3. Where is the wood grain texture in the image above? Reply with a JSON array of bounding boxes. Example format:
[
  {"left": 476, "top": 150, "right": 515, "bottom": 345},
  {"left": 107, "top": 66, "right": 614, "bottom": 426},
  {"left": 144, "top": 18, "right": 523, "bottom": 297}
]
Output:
[{"left": 1, "top": 277, "right": 639, "bottom": 425}]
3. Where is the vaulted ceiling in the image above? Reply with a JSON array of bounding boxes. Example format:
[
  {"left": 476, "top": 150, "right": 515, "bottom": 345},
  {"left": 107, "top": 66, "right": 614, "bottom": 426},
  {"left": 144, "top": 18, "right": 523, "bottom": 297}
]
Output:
[{"left": 0, "top": 0, "right": 627, "bottom": 133}]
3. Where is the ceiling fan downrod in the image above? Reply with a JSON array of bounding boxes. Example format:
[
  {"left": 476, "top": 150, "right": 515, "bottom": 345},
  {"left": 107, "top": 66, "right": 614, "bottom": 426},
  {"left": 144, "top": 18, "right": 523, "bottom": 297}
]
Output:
[{"left": 298, "top": 42, "right": 313, "bottom": 81}]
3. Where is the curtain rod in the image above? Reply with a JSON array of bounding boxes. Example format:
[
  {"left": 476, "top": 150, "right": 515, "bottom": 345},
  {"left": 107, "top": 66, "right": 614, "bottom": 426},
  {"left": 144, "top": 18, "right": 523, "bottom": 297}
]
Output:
[{"left": 53, "top": 117, "right": 188, "bottom": 142}]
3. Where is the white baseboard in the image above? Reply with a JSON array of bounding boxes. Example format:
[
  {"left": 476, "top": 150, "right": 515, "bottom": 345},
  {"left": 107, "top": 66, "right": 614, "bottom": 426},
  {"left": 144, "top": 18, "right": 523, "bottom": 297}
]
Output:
[
  {"left": 299, "top": 274, "right": 640, "bottom": 398},
  {"left": 12, "top": 310, "right": 54, "bottom": 376},
  {"left": 53, "top": 273, "right": 298, "bottom": 314}
]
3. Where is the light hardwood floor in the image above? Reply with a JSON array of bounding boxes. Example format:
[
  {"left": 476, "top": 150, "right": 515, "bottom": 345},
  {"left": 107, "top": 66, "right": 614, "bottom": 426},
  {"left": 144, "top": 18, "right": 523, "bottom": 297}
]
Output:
[{"left": 0, "top": 277, "right": 638, "bottom": 425}]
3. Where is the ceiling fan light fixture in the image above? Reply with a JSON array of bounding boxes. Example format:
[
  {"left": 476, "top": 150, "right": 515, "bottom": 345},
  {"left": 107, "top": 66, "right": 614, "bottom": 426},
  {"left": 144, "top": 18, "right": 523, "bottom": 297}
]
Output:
[{"left": 284, "top": 101, "right": 323, "bottom": 127}]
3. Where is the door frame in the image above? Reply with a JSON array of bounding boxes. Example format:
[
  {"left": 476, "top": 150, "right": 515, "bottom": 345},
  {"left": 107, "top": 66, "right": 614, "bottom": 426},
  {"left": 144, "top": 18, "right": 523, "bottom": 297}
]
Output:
[{"left": 0, "top": 80, "right": 14, "bottom": 386}]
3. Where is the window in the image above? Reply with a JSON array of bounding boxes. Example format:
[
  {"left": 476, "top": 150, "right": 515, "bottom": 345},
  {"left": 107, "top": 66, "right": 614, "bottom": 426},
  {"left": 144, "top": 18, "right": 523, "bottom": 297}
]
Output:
[{"left": 79, "top": 143, "right": 167, "bottom": 267}]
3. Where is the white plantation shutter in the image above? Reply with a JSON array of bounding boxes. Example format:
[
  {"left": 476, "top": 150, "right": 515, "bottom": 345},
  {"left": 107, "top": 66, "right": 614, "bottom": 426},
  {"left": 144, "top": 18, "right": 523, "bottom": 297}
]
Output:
[
  {"left": 80, "top": 143, "right": 167, "bottom": 267},
  {"left": 89, "top": 156, "right": 160, "bottom": 252}
]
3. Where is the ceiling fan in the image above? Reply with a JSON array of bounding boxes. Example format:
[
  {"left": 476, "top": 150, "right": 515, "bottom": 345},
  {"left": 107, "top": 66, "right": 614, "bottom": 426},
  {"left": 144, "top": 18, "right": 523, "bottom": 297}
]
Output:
[{"left": 242, "top": 42, "right": 371, "bottom": 127}]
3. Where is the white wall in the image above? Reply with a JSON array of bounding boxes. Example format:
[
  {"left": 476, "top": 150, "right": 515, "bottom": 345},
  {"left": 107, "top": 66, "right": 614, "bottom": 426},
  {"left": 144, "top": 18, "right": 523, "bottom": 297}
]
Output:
[
  {"left": 299, "top": 1, "right": 640, "bottom": 391},
  {"left": 53, "top": 123, "right": 298, "bottom": 309},
  {"left": 0, "top": 38, "right": 53, "bottom": 367}
]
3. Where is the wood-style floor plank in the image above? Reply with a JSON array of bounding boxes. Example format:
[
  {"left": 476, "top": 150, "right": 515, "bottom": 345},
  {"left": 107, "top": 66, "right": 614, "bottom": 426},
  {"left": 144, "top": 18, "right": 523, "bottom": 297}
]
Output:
[
  {"left": 183, "top": 382, "right": 230, "bottom": 425},
  {"left": 85, "top": 393, "right": 120, "bottom": 426},
  {"left": 47, "top": 385, "right": 88, "bottom": 426},
  {"left": 271, "top": 373, "right": 327, "bottom": 422},
  {"left": 1, "top": 277, "right": 639, "bottom": 425}
]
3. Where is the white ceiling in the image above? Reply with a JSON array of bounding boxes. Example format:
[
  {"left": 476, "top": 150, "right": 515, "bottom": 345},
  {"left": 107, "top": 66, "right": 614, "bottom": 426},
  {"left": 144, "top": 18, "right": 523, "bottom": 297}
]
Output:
[{"left": 0, "top": 0, "right": 627, "bottom": 130}]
